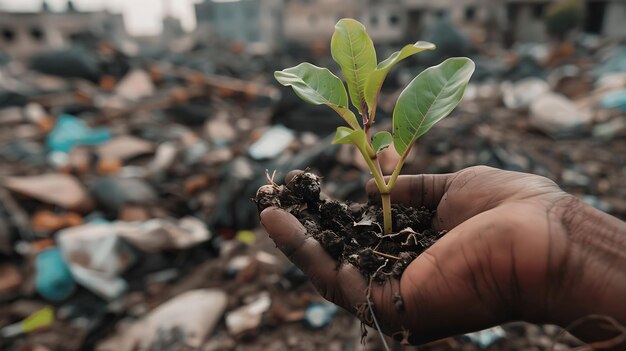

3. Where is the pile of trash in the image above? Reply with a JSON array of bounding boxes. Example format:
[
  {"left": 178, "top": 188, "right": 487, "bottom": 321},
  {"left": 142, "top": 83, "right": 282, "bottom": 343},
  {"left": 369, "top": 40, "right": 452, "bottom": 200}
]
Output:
[{"left": 0, "top": 30, "right": 624, "bottom": 350}]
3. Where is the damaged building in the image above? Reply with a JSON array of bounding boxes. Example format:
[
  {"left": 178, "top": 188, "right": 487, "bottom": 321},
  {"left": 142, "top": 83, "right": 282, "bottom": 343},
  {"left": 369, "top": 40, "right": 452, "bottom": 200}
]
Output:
[
  {"left": 505, "top": 0, "right": 626, "bottom": 42},
  {"left": 0, "top": 0, "right": 127, "bottom": 59},
  {"left": 195, "top": 0, "right": 284, "bottom": 52},
  {"left": 193, "top": 0, "right": 625, "bottom": 53}
]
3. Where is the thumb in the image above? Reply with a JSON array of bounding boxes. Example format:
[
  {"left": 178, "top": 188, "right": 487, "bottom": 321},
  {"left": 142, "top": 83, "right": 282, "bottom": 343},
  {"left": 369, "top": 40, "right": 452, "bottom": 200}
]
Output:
[{"left": 397, "top": 211, "right": 515, "bottom": 344}]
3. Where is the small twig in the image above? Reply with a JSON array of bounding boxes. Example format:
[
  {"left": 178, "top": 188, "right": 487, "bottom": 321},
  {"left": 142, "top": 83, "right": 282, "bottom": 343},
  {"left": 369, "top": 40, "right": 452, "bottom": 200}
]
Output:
[
  {"left": 372, "top": 250, "right": 400, "bottom": 261},
  {"left": 367, "top": 262, "right": 391, "bottom": 351}
]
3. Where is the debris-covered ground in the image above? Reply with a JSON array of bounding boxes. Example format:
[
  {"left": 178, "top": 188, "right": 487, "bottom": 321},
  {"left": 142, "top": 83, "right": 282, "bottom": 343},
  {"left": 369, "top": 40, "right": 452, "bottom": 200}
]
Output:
[{"left": 0, "top": 29, "right": 625, "bottom": 351}]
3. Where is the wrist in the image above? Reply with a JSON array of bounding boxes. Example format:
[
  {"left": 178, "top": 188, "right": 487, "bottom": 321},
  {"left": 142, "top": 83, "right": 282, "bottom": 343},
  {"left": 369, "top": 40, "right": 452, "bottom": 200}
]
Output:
[{"left": 550, "top": 196, "right": 626, "bottom": 342}]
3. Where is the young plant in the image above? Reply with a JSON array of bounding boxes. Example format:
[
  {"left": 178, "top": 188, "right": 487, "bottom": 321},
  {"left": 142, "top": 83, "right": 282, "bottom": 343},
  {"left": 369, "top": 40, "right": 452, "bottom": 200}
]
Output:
[{"left": 275, "top": 18, "right": 475, "bottom": 235}]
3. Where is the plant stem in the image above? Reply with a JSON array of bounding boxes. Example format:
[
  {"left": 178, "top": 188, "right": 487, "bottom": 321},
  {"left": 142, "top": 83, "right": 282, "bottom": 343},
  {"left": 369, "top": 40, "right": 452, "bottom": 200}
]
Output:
[
  {"left": 381, "top": 192, "right": 392, "bottom": 234},
  {"left": 361, "top": 147, "right": 387, "bottom": 195},
  {"left": 385, "top": 145, "right": 412, "bottom": 191},
  {"left": 358, "top": 141, "right": 393, "bottom": 234}
]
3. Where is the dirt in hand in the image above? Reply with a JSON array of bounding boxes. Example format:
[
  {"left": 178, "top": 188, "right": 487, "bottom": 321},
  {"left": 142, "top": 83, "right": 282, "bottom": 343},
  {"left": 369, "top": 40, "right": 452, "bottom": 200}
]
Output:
[{"left": 256, "top": 172, "right": 446, "bottom": 280}]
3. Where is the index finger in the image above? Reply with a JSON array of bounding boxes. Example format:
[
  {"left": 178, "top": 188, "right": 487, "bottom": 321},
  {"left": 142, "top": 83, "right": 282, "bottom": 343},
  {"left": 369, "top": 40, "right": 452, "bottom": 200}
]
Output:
[
  {"left": 259, "top": 207, "right": 368, "bottom": 313},
  {"left": 366, "top": 174, "right": 451, "bottom": 209}
]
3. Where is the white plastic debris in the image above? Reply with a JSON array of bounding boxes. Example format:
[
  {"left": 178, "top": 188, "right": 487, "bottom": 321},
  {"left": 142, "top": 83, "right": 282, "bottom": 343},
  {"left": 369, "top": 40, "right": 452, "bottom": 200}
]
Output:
[
  {"left": 226, "top": 292, "right": 271, "bottom": 335},
  {"left": 464, "top": 326, "right": 506, "bottom": 348},
  {"left": 248, "top": 125, "right": 295, "bottom": 160},
  {"left": 501, "top": 78, "right": 550, "bottom": 110},
  {"left": 57, "top": 223, "right": 133, "bottom": 300},
  {"left": 114, "top": 70, "right": 155, "bottom": 101},
  {"left": 117, "top": 216, "right": 211, "bottom": 252},
  {"left": 529, "top": 93, "right": 592, "bottom": 137},
  {"left": 97, "top": 289, "right": 227, "bottom": 351}
]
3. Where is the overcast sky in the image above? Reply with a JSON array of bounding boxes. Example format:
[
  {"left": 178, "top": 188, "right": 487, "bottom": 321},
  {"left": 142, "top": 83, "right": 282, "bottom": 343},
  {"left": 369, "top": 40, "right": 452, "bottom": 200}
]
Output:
[{"left": 0, "top": 0, "right": 198, "bottom": 36}]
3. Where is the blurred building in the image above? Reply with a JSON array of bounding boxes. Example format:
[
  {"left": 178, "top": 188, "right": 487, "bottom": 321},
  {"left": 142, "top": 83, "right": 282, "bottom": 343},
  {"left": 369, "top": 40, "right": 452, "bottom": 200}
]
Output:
[
  {"left": 195, "top": 0, "right": 284, "bottom": 51},
  {"left": 282, "top": 0, "right": 360, "bottom": 44},
  {"left": 193, "top": 0, "right": 626, "bottom": 53},
  {"left": 360, "top": 0, "right": 406, "bottom": 44},
  {"left": 0, "top": 0, "right": 127, "bottom": 59},
  {"left": 505, "top": 0, "right": 626, "bottom": 42}
]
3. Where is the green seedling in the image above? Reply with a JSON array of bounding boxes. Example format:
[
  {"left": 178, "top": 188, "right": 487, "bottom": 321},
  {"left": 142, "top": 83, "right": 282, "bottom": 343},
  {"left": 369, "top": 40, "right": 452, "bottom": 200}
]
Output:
[{"left": 275, "top": 18, "right": 475, "bottom": 235}]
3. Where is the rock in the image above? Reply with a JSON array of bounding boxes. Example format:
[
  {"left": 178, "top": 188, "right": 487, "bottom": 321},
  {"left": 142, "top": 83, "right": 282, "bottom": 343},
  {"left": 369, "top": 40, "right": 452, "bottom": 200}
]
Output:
[
  {"left": 31, "top": 210, "right": 82, "bottom": 233},
  {"left": 149, "top": 142, "right": 178, "bottom": 175},
  {"left": 0, "top": 140, "right": 46, "bottom": 165},
  {"left": 529, "top": 93, "right": 592, "bottom": 138},
  {"left": 0, "top": 91, "right": 28, "bottom": 109},
  {"left": 592, "top": 118, "right": 626, "bottom": 141},
  {"left": 30, "top": 49, "right": 100, "bottom": 82},
  {"left": 24, "top": 103, "right": 48, "bottom": 127},
  {"left": 562, "top": 169, "right": 591, "bottom": 186},
  {"left": 206, "top": 113, "right": 237, "bottom": 146},
  {"left": 97, "top": 289, "right": 227, "bottom": 351},
  {"left": 0, "top": 107, "right": 23, "bottom": 124},
  {"left": 91, "top": 177, "right": 157, "bottom": 215},
  {"left": 0, "top": 263, "right": 22, "bottom": 297},
  {"left": 97, "top": 136, "right": 154, "bottom": 161},
  {"left": 4, "top": 174, "right": 94, "bottom": 212},
  {"left": 114, "top": 70, "right": 155, "bottom": 101}
]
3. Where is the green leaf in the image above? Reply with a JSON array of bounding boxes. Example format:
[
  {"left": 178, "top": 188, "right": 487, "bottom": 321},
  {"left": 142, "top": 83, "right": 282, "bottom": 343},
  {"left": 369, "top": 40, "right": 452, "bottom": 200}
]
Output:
[
  {"left": 371, "top": 131, "right": 392, "bottom": 153},
  {"left": 332, "top": 126, "right": 367, "bottom": 150},
  {"left": 393, "top": 57, "right": 475, "bottom": 155},
  {"left": 364, "top": 41, "right": 436, "bottom": 115},
  {"left": 331, "top": 19, "right": 377, "bottom": 116},
  {"left": 274, "top": 63, "right": 360, "bottom": 129}
]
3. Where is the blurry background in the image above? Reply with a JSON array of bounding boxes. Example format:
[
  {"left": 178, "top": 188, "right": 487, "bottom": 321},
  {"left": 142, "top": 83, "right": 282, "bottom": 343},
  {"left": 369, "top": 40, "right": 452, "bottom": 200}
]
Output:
[{"left": 0, "top": 0, "right": 625, "bottom": 350}]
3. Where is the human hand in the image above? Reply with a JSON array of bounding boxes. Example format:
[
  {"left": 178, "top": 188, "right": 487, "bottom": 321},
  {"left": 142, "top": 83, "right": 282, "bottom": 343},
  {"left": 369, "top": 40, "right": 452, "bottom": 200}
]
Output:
[{"left": 260, "top": 166, "right": 626, "bottom": 345}]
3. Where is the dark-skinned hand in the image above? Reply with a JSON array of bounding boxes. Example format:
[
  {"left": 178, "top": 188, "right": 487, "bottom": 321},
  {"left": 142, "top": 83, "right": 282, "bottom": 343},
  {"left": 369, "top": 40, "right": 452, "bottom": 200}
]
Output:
[{"left": 260, "top": 166, "right": 626, "bottom": 345}]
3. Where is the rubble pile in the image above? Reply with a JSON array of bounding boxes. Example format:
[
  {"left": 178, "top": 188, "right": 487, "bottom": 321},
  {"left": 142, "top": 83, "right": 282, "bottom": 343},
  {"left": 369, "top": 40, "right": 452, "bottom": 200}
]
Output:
[{"left": 0, "top": 33, "right": 624, "bottom": 350}]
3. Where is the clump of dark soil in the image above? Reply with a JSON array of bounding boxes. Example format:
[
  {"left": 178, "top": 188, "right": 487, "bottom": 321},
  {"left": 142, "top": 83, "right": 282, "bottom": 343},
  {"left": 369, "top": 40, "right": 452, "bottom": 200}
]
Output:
[{"left": 256, "top": 172, "right": 446, "bottom": 280}]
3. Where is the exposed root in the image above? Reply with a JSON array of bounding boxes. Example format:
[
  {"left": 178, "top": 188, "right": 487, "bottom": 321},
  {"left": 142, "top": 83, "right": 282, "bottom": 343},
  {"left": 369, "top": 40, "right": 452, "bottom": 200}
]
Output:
[
  {"left": 372, "top": 250, "right": 400, "bottom": 261},
  {"left": 264, "top": 169, "right": 277, "bottom": 185},
  {"left": 366, "top": 263, "right": 391, "bottom": 351}
]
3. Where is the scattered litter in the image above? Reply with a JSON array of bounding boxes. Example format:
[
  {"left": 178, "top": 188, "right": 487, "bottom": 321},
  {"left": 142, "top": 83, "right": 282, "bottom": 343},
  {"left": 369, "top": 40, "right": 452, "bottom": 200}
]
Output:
[
  {"left": 117, "top": 216, "right": 211, "bottom": 252},
  {"left": 57, "top": 223, "right": 134, "bottom": 300},
  {"left": 249, "top": 125, "right": 295, "bottom": 160},
  {"left": 97, "top": 289, "right": 227, "bottom": 351},
  {"left": 464, "top": 326, "right": 506, "bottom": 348},
  {"left": 529, "top": 93, "right": 592, "bottom": 137},
  {"left": 4, "top": 174, "right": 94, "bottom": 212},
  {"left": 35, "top": 248, "right": 75, "bottom": 301},
  {"left": 46, "top": 115, "right": 112, "bottom": 153},
  {"left": 0, "top": 306, "right": 55, "bottom": 338},
  {"left": 226, "top": 292, "right": 271, "bottom": 335},
  {"left": 304, "top": 302, "right": 338, "bottom": 329}
]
